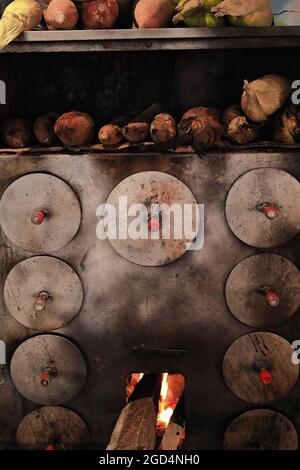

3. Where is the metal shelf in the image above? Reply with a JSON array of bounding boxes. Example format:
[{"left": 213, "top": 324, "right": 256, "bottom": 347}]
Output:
[{"left": 2, "top": 27, "right": 300, "bottom": 53}]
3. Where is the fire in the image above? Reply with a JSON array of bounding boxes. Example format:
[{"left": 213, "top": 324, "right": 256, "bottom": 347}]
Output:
[
  {"left": 156, "top": 373, "right": 178, "bottom": 436},
  {"left": 126, "top": 372, "right": 185, "bottom": 438}
]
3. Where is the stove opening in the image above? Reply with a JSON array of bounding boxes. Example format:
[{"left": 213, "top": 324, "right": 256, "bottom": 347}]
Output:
[{"left": 109, "top": 372, "right": 185, "bottom": 450}]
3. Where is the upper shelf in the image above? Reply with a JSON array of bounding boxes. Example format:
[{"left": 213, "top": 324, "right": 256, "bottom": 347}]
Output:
[{"left": 2, "top": 26, "right": 300, "bottom": 53}]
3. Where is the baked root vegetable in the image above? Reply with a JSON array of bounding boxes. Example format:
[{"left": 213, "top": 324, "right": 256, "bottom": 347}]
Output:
[
  {"left": 178, "top": 106, "right": 225, "bottom": 154},
  {"left": 54, "top": 111, "right": 95, "bottom": 146},
  {"left": 222, "top": 104, "right": 261, "bottom": 144},
  {"left": 0, "top": 0, "right": 42, "bottom": 50},
  {"left": 98, "top": 124, "right": 123, "bottom": 145},
  {"left": 241, "top": 75, "right": 291, "bottom": 122},
  {"left": 211, "top": 0, "right": 273, "bottom": 26},
  {"left": 44, "top": 0, "right": 79, "bottom": 30},
  {"left": 81, "top": 0, "right": 119, "bottom": 29},
  {"left": 173, "top": 0, "right": 226, "bottom": 27},
  {"left": 150, "top": 113, "right": 177, "bottom": 143},
  {"left": 98, "top": 111, "right": 142, "bottom": 145},
  {"left": 33, "top": 112, "right": 59, "bottom": 145},
  {"left": 134, "top": 0, "right": 175, "bottom": 28},
  {"left": 273, "top": 104, "right": 300, "bottom": 145},
  {"left": 1, "top": 118, "right": 33, "bottom": 148},
  {"left": 122, "top": 103, "right": 163, "bottom": 143}
]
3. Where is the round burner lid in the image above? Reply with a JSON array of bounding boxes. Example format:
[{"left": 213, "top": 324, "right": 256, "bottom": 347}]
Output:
[
  {"left": 106, "top": 171, "right": 199, "bottom": 266},
  {"left": 223, "top": 409, "right": 298, "bottom": 450},
  {"left": 223, "top": 332, "right": 299, "bottom": 404},
  {"left": 4, "top": 256, "right": 83, "bottom": 331},
  {"left": 0, "top": 173, "right": 81, "bottom": 252},
  {"left": 225, "top": 168, "right": 300, "bottom": 248},
  {"left": 10, "top": 335, "right": 87, "bottom": 405},
  {"left": 16, "top": 406, "right": 90, "bottom": 450},
  {"left": 225, "top": 254, "right": 300, "bottom": 328}
]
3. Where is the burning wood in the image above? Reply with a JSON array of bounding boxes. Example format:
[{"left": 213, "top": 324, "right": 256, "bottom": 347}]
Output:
[
  {"left": 108, "top": 372, "right": 185, "bottom": 450},
  {"left": 125, "top": 372, "right": 185, "bottom": 437}
]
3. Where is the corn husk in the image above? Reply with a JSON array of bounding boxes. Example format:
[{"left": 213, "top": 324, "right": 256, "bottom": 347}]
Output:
[
  {"left": 173, "top": 0, "right": 205, "bottom": 24},
  {"left": 273, "top": 105, "right": 300, "bottom": 145},
  {"left": 241, "top": 74, "right": 291, "bottom": 122},
  {"left": 211, "top": 0, "right": 273, "bottom": 26},
  {"left": 0, "top": 0, "right": 42, "bottom": 50},
  {"left": 222, "top": 104, "right": 261, "bottom": 144}
]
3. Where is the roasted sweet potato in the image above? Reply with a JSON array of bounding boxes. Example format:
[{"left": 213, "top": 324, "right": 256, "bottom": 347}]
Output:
[
  {"left": 33, "top": 111, "right": 59, "bottom": 146},
  {"left": 54, "top": 111, "right": 95, "bottom": 146},
  {"left": 1, "top": 118, "right": 33, "bottom": 148},
  {"left": 122, "top": 103, "right": 162, "bottom": 143},
  {"left": 98, "top": 124, "right": 123, "bottom": 146},
  {"left": 150, "top": 113, "right": 177, "bottom": 143}
]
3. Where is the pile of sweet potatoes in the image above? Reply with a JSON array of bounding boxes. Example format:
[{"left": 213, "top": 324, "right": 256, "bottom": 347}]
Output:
[
  {"left": 40, "top": 0, "right": 180, "bottom": 31},
  {"left": 43, "top": 0, "right": 120, "bottom": 30},
  {"left": 0, "top": 104, "right": 227, "bottom": 155}
]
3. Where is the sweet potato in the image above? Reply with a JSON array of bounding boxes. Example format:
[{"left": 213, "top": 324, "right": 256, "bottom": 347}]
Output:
[
  {"left": 33, "top": 111, "right": 59, "bottom": 145},
  {"left": 134, "top": 0, "right": 175, "bottom": 28},
  {"left": 81, "top": 0, "right": 119, "bottom": 29},
  {"left": 1, "top": 118, "right": 33, "bottom": 148},
  {"left": 150, "top": 113, "right": 177, "bottom": 143},
  {"left": 122, "top": 103, "right": 163, "bottom": 143},
  {"left": 54, "top": 111, "right": 95, "bottom": 146},
  {"left": 44, "top": 0, "right": 79, "bottom": 30},
  {"left": 179, "top": 106, "right": 225, "bottom": 154},
  {"left": 98, "top": 124, "right": 123, "bottom": 145}
]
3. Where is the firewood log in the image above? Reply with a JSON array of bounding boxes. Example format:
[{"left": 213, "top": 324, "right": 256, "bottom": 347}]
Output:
[{"left": 107, "top": 374, "right": 161, "bottom": 450}]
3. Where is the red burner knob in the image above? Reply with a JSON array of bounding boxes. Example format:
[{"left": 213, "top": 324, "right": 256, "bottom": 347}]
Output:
[
  {"left": 259, "top": 368, "right": 273, "bottom": 385},
  {"left": 257, "top": 203, "right": 279, "bottom": 220},
  {"left": 45, "top": 444, "right": 55, "bottom": 451},
  {"left": 265, "top": 290, "right": 280, "bottom": 307},
  {"left": 148, "top": 218, "right": 160, "bottom": 232},
  {"left": 40, "top": 372, "right": 50, "bottom": 387},
  {"left": 31, "top": 208, "right": 49, "bottom": 225},
  {"left": 34, "top": 291, "right": 50, "bottom": 312}
]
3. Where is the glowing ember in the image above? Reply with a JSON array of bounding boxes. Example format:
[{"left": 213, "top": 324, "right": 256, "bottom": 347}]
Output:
[{"left": 126, "top": 373, "right": 144, "bottom": 402}]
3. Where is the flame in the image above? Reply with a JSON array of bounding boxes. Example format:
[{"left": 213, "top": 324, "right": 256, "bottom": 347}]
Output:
[
  {"left": 156, "top": 373, "right": 185, "bottom": 437},
  {"left": 157, "top": 373, "right": 173, "bottom": 435},
  {"left": 160, "top": 372, "right": 168, "bottom": 401}
]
